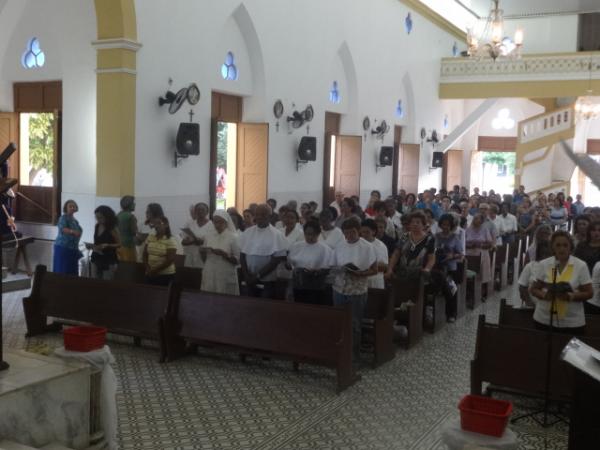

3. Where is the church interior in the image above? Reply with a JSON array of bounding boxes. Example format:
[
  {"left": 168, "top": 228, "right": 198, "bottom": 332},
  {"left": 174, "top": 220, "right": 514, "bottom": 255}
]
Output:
[{"left": 1, "top": 0, "right": 600, "bottom": 449}]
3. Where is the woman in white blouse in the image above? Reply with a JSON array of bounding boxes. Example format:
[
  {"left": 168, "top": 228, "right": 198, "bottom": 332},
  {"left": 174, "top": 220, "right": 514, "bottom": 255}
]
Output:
[
  {"left": 200, "top": 210, "right": 240, "bottom": 295},
  {"left": 587, "top": 260, "right": 600, "bottom": 315},
  {"left": 530, "top": 231, "right": 593, "bottom": 334},
  {"left": 288, "top": 220, "right": 333, "bottom": 305}
]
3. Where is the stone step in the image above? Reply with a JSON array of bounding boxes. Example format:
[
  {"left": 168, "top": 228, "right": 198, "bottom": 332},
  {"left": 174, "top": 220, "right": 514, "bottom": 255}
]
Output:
[
  {"left": 0, "top": 440, "right": 37, "bottom": 450},
  {"left": 0, "top": 271, "right": 32, "bottom": 293},
  {"left": 0, "top": 441, "right": 75, "bottom": 450},
  {"left": 40, "top": 444, "right": 75, "bottom": 450}
]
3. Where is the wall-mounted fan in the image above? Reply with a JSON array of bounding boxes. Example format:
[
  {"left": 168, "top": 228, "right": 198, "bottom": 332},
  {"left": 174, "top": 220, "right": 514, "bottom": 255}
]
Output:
[
  {"left": 158, "top": 83, "right": 201, "bottom": 114},
  {"left": 371, "top": 120, "right": 390, "bottom": 140},
  {"left": 362, "top": 116, "right": 371, "bottom": 141},
  {"left": 287, "top": 105, "right": 314, "bottom": 129},
  {"left": 427, "top": 129, "right": 439, "bottom": 144}
]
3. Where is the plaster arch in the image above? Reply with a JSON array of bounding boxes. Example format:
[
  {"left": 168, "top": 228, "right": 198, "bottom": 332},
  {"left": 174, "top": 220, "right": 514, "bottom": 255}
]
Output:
[
  {"left": 401, "top": 73, "right": 416, "bottom": 143},
  {"left": 337, "top": 41, "right": 358, "bottom": 120},
  {"left": 94, "top": 0, "right": 137, "bottom": 41},
  {"left": 231, "top": 2, "right": 266, "bottom": 121}
]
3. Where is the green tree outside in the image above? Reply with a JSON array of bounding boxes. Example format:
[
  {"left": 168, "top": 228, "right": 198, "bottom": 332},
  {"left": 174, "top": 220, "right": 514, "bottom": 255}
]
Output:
[{"left": 28, "top": 112, "right": 54, "bottom": 184}]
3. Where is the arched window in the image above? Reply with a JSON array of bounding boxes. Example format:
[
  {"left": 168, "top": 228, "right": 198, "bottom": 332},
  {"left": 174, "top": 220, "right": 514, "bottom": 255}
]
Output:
[
  {"left": 22, "top": 37, "right": 45, "bottom": 69},
  {"left": 395, "top": 100, "right": 404, "bottom": 118},
  {"left": 221, "top": 51, "right": 238, "bottom": 81}
]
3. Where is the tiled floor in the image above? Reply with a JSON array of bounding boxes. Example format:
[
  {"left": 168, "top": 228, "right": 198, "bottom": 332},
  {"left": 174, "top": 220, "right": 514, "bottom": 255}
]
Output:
[{"left": 2, "top": 285, "right": 568, "bottom": 449}]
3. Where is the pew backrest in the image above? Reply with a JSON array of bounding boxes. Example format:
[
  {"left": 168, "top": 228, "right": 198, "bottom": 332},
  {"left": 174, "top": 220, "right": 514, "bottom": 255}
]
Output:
[{"left": 24, "top": 265, "right": 171, "bottom": 339}]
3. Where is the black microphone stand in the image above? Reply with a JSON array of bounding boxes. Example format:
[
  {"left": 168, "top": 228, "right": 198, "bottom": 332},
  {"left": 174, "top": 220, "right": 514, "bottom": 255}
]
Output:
[{"left": 512, "top": 262, "right": 567, "bottom": 427}]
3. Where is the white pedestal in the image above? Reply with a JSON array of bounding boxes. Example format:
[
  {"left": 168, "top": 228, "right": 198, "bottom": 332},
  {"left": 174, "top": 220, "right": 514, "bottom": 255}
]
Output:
[{"left": 0, "top": 349, "right": 90, "bottom": 449}]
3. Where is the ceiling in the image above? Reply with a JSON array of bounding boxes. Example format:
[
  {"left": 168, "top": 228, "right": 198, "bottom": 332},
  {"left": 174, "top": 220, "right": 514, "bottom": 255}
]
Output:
[{"left": 460, "top": 0, "right": 600, "bottom": 18}]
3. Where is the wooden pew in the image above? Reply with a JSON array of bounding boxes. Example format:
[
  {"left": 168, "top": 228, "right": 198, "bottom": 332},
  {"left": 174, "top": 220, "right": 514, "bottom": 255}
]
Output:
[
  {"left": 113, "top": 261, "right": 202, "bottom": 291},
  {"left": 23, "top": 265, "right": 173, "bottom": 345},
  {"left": 424, "top": 288, "right": 446, "bottom": 334},
  {"left": 471, "top": 314, "right": 600, "bottom": 401},
  {"left": 507, "top": 239, "right": 520, "bottom": 284},
  {"left": 456, "top": 261, "right": 467, "bottom": 319},
  {"left": 160, "top": 287, "right": 358, "bottom": 392},
  {"left": 466, "top": 254, "right": 482, "bottom": 309},
  {"left": 362, "top": 288, "right": 395, "bottom": 367},
  {"left": 493, "top": 244, "right": 509, "bottom": 291},
  {"left": 391, "top": 276, "right": 425, "bottom": 348},
  {"left": 498, "top": 298, "right": 600, "bottom": 337}
]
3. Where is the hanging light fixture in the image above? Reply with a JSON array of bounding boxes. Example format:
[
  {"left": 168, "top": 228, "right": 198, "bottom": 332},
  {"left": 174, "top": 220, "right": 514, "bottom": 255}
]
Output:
[
  {"left": 575, "top": 54, "right": 600, "bottom": 121},
  {"left": 467, "top": 0, "right": 523, "bottom": 60}
]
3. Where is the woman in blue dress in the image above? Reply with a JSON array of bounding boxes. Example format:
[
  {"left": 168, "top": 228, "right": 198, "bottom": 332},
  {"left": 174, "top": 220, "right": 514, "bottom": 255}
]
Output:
[{"left": 53, "top": 199, "right": 83, "bottom": 275}]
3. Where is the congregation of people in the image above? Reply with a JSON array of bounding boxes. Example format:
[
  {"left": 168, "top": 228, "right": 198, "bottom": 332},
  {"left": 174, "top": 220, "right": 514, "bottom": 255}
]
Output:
[{"left": 52, "top": 184, "right": 600, "bottom": 360}]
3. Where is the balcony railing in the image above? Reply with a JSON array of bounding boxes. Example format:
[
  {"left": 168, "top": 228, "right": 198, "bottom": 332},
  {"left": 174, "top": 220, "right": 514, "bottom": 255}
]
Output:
[{"left": 518, "top": 106, "right": 574, "bottom": 145}]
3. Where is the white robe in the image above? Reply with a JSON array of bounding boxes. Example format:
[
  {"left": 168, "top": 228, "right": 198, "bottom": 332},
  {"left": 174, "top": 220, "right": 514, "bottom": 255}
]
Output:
[{"left": 201, "top": 229, "right": 240, "bottom": 295}]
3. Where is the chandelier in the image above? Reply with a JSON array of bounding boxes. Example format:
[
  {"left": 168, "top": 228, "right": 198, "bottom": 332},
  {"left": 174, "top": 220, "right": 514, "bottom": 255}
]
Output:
[
  {"left": 466, "top": 0, "right": 523, "bottom": 60},
  {"left": 575, "top": 55, "right": 600, "bottom": 121}
]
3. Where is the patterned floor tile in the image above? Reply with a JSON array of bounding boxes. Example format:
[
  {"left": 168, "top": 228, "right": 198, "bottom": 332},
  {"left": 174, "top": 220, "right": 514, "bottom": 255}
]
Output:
[{"left": 1, "top": 285, "right": 569, "bottom": 449}]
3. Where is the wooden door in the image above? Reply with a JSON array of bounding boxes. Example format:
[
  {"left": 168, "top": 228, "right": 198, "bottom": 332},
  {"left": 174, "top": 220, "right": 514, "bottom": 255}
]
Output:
[
  {"left": 398, "top": 144, "right": 419, "bottom": 194},
  {"left": 236, "top": 123, "right": 268, "bottom": 210},
  {"left": 0, "top": 113, "right": 18, "bottom": 179},
  {"left": 443, "top": 149, "right": 463, "bottom": 190},
  {"left": 334, "top": 135, "right": 362, "bottom": 198}
]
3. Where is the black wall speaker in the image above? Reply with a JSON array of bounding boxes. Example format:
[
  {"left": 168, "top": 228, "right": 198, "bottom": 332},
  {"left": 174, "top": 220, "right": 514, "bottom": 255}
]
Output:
[
  {"left": 432, "top": 151, "right": 444, "bottom": 168},
  {"left": 298, "top": 136, "right": 317, "bottom": 161},
  {"left": 176, "top": 123, "right": 200, "bottom": 155},
  {"left": 379, "top": 146, "right": 394, "bottom": 166}
]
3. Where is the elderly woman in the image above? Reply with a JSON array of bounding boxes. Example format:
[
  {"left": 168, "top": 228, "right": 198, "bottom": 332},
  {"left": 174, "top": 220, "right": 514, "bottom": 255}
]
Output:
[
  {"left": 287, "top": 220, "right": 333, "bottom": 305},
  {"left": 200, "top": 210, "right": 240, "bottom": 295},
  {"left": 335, "top": 197, "right": 359, "bottom": 228},
  {"left": 465, "top": 213, "right": 494, "bottom": 286},
  {"left": 525, "top": 224, "right": 552, "bottom": 265},
  {"left": 53, "top": 199, "right": 83, "bottom": 275},
  {"left": 385, "top": 211, "right": 435, "bottom": 281},
  {"left": 239, "top": 204, "right": 288, "bottom": 299},
  {"left": 530, "top": 231, "right": 592, "bottom": 334}
]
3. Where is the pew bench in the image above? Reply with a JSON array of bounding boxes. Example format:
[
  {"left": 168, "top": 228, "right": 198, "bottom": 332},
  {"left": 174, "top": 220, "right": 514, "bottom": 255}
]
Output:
[
  {"left": 471, "top": 314, "right": 600, "bottom": 401},
  {"left": 498, "top": 298, "right": 600, "bottom": 337},
  {"left": 493, "top": 244, "right": 509, "bottom": 292},
  {"left": 391, "top": 276, "right": 425, "bottom": 348},
  {"left": 362, "top": 288, "right": 395, "bottom": 367},
  {"left": 160, "top": 287, "right": 359, "bottom": 393},
  {"left": 465, "top": 254, "right": 482, "bottom": 309},
  {"left": 456, "top": 261, "right": 467, "bottom": 319},
  {"left": 113, "top": 261, "right": 202, "bottom": 291},
  {"left": 23, "top": 265, "right": 173, "bottom": 347}
]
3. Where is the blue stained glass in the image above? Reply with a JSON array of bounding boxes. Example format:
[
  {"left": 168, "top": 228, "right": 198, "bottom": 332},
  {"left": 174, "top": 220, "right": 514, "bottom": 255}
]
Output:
[
  {"left": 221, "top": 51, "right": 238, "bottom": 81},
  {"left": 30, "top": 38, "right": 41, "bottom": 54},
  {"left": 405, "top": 13, "right": 413, "bottom": 34},
  {"left": 22, "top": 37, "right": 45, "bottom": 69},
  {"left": 452, "top": 42, "right": 458, "bottom": 57},
  {"left": 395, "top": 100, "right": 404, "bottom": 118},
  {"left": 36, "top": 52, "right": 45, "bottom": 67},
  {"left": 329, "top": 81, "right": 340, "bottom": 104},
  {"left": 444, "top": 115, "right": 449, "bottom": 129}
]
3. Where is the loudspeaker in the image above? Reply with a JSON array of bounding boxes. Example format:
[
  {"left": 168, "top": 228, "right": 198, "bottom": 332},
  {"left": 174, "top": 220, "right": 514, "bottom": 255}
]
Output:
[
  {"left": 298, "top": 136, "right": 317, "bottom": 161},
  {"left": 379, "top": 146, "right": 393, "bottom": 166},
  {"left": 432, "top": 151, "right": 443, "bottom": 168},
  {"left": 176, "top": 123, "right": 200, "bottom": 155}
]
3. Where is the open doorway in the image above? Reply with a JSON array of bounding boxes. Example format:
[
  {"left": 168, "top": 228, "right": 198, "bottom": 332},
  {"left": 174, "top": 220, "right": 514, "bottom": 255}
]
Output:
[
  {"left": 12, "top": 81, "right": 62, "bottom": 224},
  {"left": 210, "top": 92, "right": 268, "bottom": 212},
  {"left": 470, "top": 136, "right": 517, "bottom": 194}
]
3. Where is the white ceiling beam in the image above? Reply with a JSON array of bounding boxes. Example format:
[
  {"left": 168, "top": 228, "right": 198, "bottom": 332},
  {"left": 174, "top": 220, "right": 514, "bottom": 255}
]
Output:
[{"left": 438, "top": 98, "right": 498, "bottom": 153}]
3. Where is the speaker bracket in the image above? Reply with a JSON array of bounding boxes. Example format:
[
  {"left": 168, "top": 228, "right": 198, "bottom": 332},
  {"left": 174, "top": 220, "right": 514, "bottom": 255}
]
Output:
[
  {"left": 296, "top": 159, "right": 309, "bottom": 171},
  {"left": 173, "top": 151, "right": 189, "bottom": 167}
]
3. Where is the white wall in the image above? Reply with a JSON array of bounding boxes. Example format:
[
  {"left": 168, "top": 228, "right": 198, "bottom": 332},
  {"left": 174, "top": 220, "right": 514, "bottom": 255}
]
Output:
[
  {"left": 0, "top": 0, "right": 97, "bottom": 240},
  {"left": 133, "top": 0, "right": 458, "bottom": 228},
  {"left": 504, "top": 15, "right": 579, "bottom": 54}
]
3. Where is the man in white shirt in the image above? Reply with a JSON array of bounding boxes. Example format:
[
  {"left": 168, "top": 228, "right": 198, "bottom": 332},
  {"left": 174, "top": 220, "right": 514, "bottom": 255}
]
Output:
[
  {"left": 239, "top": 204, "right": 288, "bottom": 299},
  {"left": 498, "top": 203, "right": 518, "bottom": 244},
  {"left": 329, "top": 191, "right": 344, "bottom": 216}
]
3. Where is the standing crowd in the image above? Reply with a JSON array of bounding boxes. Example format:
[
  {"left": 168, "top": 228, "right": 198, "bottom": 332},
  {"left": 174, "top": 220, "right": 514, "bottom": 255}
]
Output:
[{"left": 52, "top": 184, "right": 600, "bottom": 361}]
